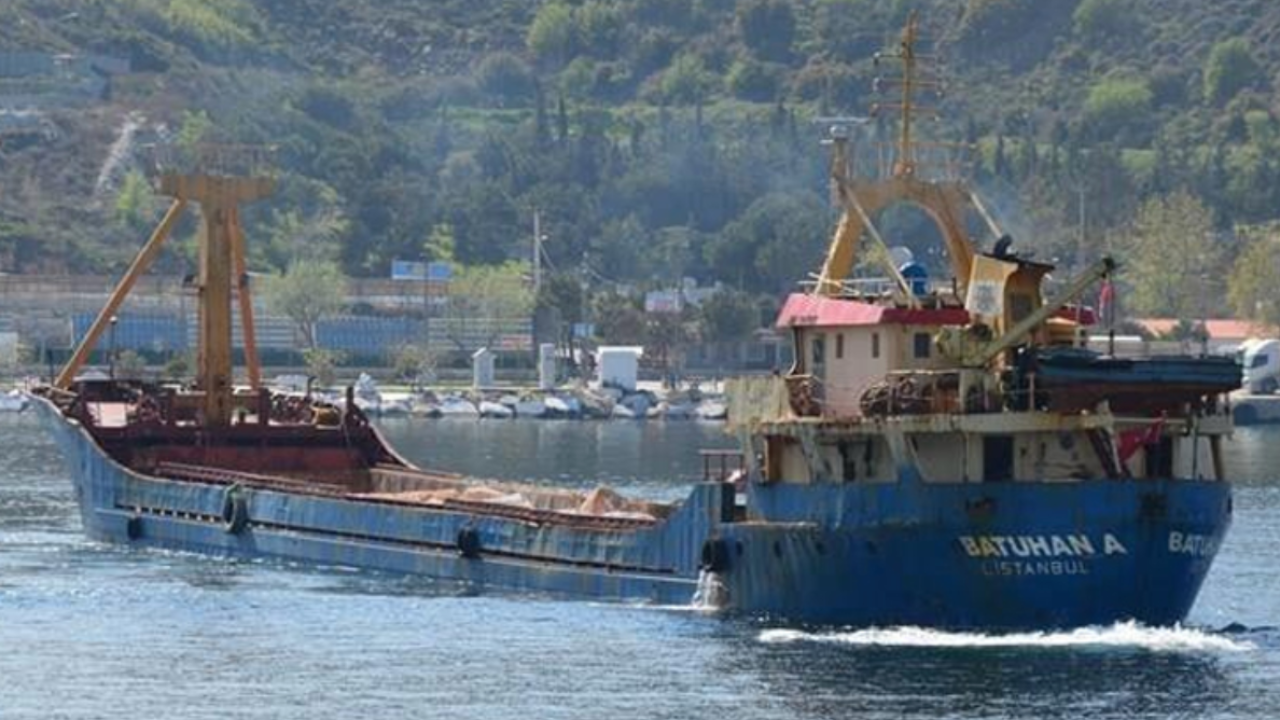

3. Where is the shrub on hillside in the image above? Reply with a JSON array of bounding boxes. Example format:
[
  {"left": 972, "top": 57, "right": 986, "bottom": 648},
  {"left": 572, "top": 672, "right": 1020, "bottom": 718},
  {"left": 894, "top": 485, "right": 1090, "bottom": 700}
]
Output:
[
  {"left": 1083, "top": 77, "right": 1152, "bottom": 144},
  {"left": 726, "top": 58, "right": 783, "bottom": 102},
  {"left": 736, "top": 0, "right": 796, "bottom": 63},
  {"left": 1073, "top": 0, "right": 1138, "bottom": 40},
  {"left": 476, "top": 52, "right": 537, "bottom": 106},
  {"left": 1204, "top": 38, "right": 1265, "bottom": 106}
]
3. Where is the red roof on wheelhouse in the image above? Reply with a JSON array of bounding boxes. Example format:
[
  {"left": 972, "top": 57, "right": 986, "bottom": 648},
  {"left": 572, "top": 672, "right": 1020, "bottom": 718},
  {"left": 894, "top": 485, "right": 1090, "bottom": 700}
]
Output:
[{"left": 774, "top": 293, "right": 1099, "bottom": 329}]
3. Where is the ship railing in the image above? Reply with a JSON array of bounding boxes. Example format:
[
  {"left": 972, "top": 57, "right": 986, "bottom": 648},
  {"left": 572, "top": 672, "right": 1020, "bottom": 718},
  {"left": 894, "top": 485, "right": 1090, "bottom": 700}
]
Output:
[
  {"left": 143, "top": 142, "right": 278, "bottom": 180},
  {"left": 796, "top": 276, "right": 960, "bottom": 302},
  {"left": 862, "top": 141, "right": 977, "bottom": 183},
  {"left": 699, "top": 449, "right": 745, "bottom": 483}
]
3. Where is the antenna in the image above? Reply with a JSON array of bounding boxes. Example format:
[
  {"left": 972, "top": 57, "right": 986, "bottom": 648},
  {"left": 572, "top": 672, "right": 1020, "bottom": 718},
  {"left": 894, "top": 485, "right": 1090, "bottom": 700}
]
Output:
[{"left": 869, "top": 11, "right": 949, "bottom": 179}]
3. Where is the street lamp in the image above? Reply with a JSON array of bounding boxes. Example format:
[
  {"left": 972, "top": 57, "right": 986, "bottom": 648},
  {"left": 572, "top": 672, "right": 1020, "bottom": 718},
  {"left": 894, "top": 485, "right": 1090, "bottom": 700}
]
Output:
[{"left": 108, "top": 315, "right": 119, "bottom": 379}]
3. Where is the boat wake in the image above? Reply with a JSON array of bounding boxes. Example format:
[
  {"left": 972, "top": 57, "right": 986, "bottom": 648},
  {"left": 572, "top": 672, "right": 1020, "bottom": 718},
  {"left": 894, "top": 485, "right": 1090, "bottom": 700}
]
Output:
[{"left": 759, "top": 620, "right": 1255, "bottom": 653}]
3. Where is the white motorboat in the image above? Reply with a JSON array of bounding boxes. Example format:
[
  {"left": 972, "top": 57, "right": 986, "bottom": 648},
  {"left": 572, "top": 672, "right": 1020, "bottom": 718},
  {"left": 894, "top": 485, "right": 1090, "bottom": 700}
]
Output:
[
  {"left": 695, "top": 400, "right": 728, "bottom": 421},
  {"left": 438, "top": 397, "right": 479, "bottom": 417},
  {"left": 0, "top": 389, "right": 29, "bottom": 413},
  {"left": 514, "top": 398, "right": 547, "bottom": 418},
  {"left": 478, "top": 400, "right": 514, "bottom": 419}
]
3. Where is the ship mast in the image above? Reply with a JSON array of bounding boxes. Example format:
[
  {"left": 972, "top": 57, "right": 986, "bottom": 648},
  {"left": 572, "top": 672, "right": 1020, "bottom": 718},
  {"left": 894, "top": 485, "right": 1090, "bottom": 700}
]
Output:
[
  {"left": 56, "top": 144, "right": 274, "bottom": 427},
  {"left": 894, "top": 11, "right": 919, "bottom": 178},
  {"left": 812, "top": 11, "right": 986, "bottom": 298},
  {"left": 877, "top": 10, "right": 947, "bottom": 180}
]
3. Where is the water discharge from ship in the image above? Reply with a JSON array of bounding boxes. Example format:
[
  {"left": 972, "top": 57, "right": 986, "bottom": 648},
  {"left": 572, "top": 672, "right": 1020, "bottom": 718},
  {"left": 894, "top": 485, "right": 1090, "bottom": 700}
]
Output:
[
  {"left": 690, "top": 569, "right": 728, "bottom": 611},
  {"left": 758, "top": 621, "right": 1255, "bottom": 653}
]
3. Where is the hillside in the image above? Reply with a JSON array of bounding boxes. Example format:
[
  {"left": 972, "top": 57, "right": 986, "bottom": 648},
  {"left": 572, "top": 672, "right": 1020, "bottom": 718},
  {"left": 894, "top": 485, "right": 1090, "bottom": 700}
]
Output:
[{"left": 2, "top": 0, "right": 1280, "bottom": 320}]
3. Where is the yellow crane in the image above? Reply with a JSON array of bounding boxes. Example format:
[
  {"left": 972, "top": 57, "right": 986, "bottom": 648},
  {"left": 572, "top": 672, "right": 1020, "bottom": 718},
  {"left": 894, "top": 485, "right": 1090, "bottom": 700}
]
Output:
[{"left": 55, "top": 145, "right": 273, "bottom": 426}]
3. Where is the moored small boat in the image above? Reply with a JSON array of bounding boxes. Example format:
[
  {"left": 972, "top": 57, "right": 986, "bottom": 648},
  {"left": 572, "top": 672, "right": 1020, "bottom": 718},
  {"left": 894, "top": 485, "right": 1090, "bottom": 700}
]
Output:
[
  {"left": 438, "top": 397, "right": 479, "bottom": 417},
  {"left": 694, "top": 400, "right": 727, "bottom": 421},
  {"left": 0, "top": 389, "right": 29, "bottom": 413},
  {"left": 513, "top": 398, "right": 547, "bottom": 418},
  {"left": 543, "top": 395, "right": 576, "bottom": 419},
  {"left": 478, "top": 400, "right": 513, "bottom": 419}
]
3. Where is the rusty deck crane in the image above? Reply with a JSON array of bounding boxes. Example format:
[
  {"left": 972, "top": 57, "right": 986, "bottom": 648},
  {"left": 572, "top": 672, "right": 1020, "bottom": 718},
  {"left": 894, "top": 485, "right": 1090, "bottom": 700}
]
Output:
[{"left": 55, "top": 144, "right": 274, "bottom": 426}]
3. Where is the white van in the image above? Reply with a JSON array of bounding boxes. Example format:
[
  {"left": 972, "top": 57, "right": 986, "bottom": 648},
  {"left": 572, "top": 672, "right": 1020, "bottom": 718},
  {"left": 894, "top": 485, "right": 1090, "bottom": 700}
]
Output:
[{"left": 1239, "top": 338, "right": 1280, "bottom": 394}]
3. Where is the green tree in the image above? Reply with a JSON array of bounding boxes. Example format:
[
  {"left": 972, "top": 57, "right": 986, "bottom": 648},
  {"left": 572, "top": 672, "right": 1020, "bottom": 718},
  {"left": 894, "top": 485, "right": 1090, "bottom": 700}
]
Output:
[
  {"left": 705, "top": 192, "right": 830, "bottom": 292},
  {"left": 725, "top": 59, "right": 782, "bottom": 102},
  {"left": 537, "top": 273, "right": 584, "bottom": 329},
  {"left": 1204, "top": 38, "right": 1264, "bottom": 106},
  {"left": 1082, "top": 77, "right": 1152, "bottom": 143},
  {"left": 593, "top": 292, "right": 646, "bottom": 344},
  {"left": 476, "top": 52, "right": 536, "bottom": 105},
  {"left": 114, "top": 170, "right": 156, "bottom": 231},
  {"left": 1122, "top": 191, "right": 1219, "bottom": 319},
  {"left": 163, "top": 0, "right": 255, "bottom": 48},
  {"left": 1227, "top": 227, "right": 1280, "bottom": 326},
  {"left": 659, "top": 53, "right": 714, "bottom": 105},
  {"left": 176, "top": 110, "right": 212, "bottom": 152},
  {"left": 163, "top": 353, "right": 191, "bottom": 382},
  {"left": 812, "top": 0, "right": 883, "bottom": 62},
  {"left": 440, "top": 262, "right": 534, "bottom": 352},
  {"left": 577, "top": 1, "right": 623, "bottom": 58},
  {"left": 423, "top": 223, "right": 456, "bottom": 263},
  {"left": 264, "top": 259, "right": 347, "bottom": 348},
  {"left": 645, "top": 307, "right": 696, "bottom": 384},
  {"left": 391, "top": 344, "right": 437, "bottom": 389},
  {"left": 698, "top": 289, "right": 761, "bottom": 344},
  {"left": 259, "top": 207, "right": 347, "bottom": 269},
  {"left": 736, "top": 0, "right": 796, "bottom": 62},
  {"left": 1072, "top": 0, "right": 1136, "bottom": 39},
  {"left": 527, "top": 2, "right": 578, "bottom": 67},
  {"left": 303, "top": 347, "right": 343, "bottom": 387},
  {"left": 114, "top": 349, "right": 147, "bottom": 380}
]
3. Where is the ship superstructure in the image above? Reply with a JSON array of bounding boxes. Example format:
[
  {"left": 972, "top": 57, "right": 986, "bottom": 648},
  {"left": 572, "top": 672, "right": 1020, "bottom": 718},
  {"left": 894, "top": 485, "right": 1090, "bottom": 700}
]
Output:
[{"left": 716, "top": 12, "right": 1238, "bottom": 625}]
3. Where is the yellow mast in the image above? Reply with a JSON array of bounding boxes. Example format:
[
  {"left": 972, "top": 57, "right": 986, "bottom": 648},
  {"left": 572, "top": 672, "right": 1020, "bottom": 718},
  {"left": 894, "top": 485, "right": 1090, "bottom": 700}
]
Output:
[
  {"left": 894, "top": 11, "right": 919, "bottom": 178},
  {"left": 813, "top": 11, "right": 980, "bottom": 298},
  {"left": 158, "top": 163, "right": 272, "bottom": 425},
  {"left": 55, "top": 144, "right": 273, "bottom": 426}
]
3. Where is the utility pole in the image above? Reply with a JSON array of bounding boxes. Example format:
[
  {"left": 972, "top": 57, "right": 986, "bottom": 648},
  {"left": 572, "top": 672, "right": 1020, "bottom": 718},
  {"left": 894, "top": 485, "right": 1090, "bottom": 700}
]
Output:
[
  {"left": 1077, "top": 181, "right": 1086, "bottom": 272},
  {"left": 532, "top": 210, "right": 543, "bottom": 297}
]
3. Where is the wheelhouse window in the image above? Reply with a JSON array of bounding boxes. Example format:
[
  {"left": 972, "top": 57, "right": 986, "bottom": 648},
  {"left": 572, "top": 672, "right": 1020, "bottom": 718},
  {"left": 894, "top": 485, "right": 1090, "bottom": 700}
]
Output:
[
  {"left": 811, "top": 334, "right": 826, "bottom": 378},
  {"left": 872, "top": 332, "right": 880, "bottom": 359},
  {"left": 835, "top": 333, "right": 845, "bottom": 360},
  {"left": 913, "top": 332, "right": 931, "bottom": 359}
]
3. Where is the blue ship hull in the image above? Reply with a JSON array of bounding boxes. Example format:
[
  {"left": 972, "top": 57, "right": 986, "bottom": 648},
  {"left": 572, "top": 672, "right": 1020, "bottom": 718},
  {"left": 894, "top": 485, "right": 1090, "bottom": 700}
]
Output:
[{"left": 37, "top": 398, "right": 1231, "bottom": 629}]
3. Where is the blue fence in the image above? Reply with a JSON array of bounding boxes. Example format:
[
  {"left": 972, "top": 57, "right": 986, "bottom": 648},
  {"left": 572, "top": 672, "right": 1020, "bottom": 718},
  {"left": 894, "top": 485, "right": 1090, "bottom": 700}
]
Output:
[
  {"left": 72, "top": 313, "right": 187, "bottom": 352},
  {"left": 69, "top": 313, "right": 533, "bottom": 357},
  {"left": 316, "top": 316, "right": 423, "bottom": 354}
]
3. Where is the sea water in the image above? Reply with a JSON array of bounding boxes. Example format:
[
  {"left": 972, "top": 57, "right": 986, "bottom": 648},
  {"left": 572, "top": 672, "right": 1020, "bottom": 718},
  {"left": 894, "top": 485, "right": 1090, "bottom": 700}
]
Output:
[{"left": 2, "top": 416, "right": 1280, "bottom": 719}]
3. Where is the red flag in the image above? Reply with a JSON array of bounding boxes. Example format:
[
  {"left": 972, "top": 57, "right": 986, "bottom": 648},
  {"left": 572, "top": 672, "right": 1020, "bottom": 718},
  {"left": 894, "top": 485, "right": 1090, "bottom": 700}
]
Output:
[
  {"left": 1117, "top": 418, "right": 1164, "bottom": 464},
  {"left": 1097, "top": 279, "right": 1115, "bottom": 328}
]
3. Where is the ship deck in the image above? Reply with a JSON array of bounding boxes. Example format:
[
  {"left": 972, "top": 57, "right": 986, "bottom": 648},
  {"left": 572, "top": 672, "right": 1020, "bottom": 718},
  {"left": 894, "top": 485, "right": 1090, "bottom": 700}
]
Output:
[{"left": 75, "top": 399, "right": 672, "bottom": 530}]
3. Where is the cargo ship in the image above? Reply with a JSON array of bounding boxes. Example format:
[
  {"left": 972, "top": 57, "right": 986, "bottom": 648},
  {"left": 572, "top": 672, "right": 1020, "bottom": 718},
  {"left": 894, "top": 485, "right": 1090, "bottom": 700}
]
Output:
[{"left": 35, "top": 15, "right": 1238, "bottom": 628}]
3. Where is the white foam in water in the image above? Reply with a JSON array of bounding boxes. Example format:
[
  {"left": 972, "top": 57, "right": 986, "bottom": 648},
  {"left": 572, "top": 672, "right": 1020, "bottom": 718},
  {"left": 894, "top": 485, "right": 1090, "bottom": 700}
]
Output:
[
  {"left": 759, "top": 620, "right": 1255, "bottom": 653},
  {"left": 689, "top": 569, "right": 728, "bottom": 611}
]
